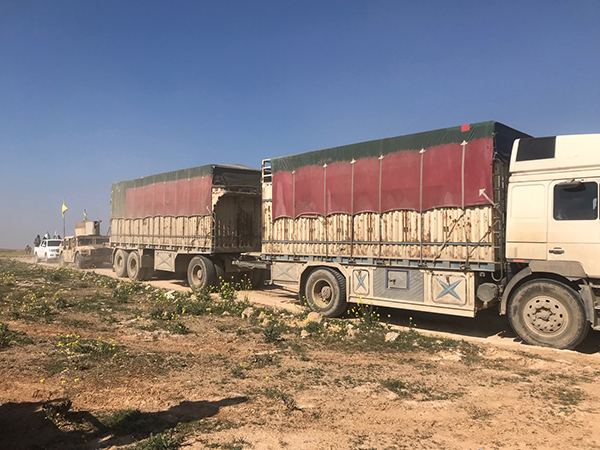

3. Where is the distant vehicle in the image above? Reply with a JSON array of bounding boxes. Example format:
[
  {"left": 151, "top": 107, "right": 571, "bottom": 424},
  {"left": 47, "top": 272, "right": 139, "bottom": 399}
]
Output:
[
  {"left": 59, "top": 221, "right": 111, "bottom": 268},
  {"left": 59, "top": 235, "right": 111, "bottom": 268},
  {"left": 34, "top": 239, "right": 61, "bottom": 263}
]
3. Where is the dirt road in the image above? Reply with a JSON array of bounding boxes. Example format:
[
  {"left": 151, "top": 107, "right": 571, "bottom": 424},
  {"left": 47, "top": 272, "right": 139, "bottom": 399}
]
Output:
[{"left": 37, "top": 258, "right": 600, "bottom": 356}]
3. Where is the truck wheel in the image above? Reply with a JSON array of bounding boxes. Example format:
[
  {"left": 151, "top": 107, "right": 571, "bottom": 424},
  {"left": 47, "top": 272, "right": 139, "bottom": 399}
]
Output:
[
  {"left": 187, "top": 256, "right": 216, "bottom": 292},
  {"left": 74, "top": 253, "right": 85, "bottom": 269},
  {"left": 127, "top": 251, "right": 146, "bottom": 281},
  {"left": 113, "top": 249, "right": 129, "bottom": 278},
  {"left": 59, "top": 253, "right": 66, "bottom": 267},
  {"left": 508, "top": 279, "right": 589, "bottom": 349},
  {"left": 305, "top": 268, "right": 347, "bottom": 317}
]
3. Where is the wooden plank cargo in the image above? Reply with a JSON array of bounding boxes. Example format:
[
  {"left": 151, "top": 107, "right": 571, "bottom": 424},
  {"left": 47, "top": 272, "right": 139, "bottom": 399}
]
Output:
[
  {"left": 110, "top": 164, "right": 262, "bottom": 289},
  {"left": 261, "top": 121, "right": 531, "bottom": 319}
]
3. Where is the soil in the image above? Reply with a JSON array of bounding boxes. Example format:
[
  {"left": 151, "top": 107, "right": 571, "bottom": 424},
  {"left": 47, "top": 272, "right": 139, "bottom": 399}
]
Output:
[{"left": 1, "top": 257, "right": 600, "bottom": 450}]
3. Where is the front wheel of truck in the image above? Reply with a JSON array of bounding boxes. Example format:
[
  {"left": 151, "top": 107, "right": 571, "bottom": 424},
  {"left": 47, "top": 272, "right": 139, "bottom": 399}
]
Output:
[
  {"left": 75, "top": 253, "right": 85, "bottom": 269},
  {"left": 187, "top": 256, "right": 216, "bottom": 292},
  {"left": 305, "top": 268, "right": 347, "bottom": 318},
  {"left": 508, "top": 279, "right": 589, "bottom": 349}
]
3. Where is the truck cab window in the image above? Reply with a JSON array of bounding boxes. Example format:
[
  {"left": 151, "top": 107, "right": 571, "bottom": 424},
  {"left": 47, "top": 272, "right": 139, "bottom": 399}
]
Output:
[{"left": 553, "top": 181, "right": 598, "bottom": 221}]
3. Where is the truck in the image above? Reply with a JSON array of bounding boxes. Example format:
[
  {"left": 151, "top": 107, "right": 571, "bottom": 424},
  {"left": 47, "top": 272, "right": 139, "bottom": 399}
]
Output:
[
  {"left": 34, "top": 238, "right": 62, "bottom": 263},
  {"left": 110, "top": 121, "right": 600, "bottom": 349},
  {"left": 59, "top": 221, "right": 111, "bottom": 268},
  {"left": 109, "top": 164, "right": 262, "bottom": 289}
]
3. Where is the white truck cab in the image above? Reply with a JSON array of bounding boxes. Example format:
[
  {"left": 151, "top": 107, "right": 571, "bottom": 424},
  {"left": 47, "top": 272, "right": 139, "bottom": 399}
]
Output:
[
  {"left": 502, "top": 134, "right": 600, "bottom": 348},
  {"left": 34, "top": 238, "right": 62, "bottom": 263}
]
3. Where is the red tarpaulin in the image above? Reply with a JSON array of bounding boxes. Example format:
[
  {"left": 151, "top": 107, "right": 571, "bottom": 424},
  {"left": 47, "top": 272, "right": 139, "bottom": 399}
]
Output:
[
  {"left": 294, "top": 165, "right": 325, "bottom": 216},
  {"left": 272, "top": 171, "right": 294, "bottom": 219},
  {"left": 325, "top": 161, "right": 352, "bottom": 215},
  {"left": 125, "top": 175, "right": 213, "bottom": 219},
  {"left": 381, "top": 150, "right": 421, "bottom": 212},
  {"left": 271, "top": 138, "right": 495, "bottom": 219}
]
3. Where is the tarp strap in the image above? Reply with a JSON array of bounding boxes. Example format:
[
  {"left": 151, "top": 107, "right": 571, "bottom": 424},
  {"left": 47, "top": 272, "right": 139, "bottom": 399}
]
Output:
[
  {"left": 292, "top": 171, "right": 296, "bottom": 257},
  {"left": 350, "top": 160, "right": 356, "bottom": 259},
  {"left": 462, "top": 141, "right": 470, "bottom": 266},
  {"left": 378, "top": 156, "right": 384, "bottom": 260},
  {"left": 419, "top": 149, "right": 425, "bottom": 265},
  {"left": 324, "top": 164, "right": 328, "bottom": 258}
]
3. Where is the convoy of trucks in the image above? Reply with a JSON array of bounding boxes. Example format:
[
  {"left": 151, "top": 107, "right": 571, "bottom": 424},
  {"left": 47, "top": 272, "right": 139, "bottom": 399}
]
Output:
[{"left": 107, "top": 121, "right": 600, "bottom": 349}]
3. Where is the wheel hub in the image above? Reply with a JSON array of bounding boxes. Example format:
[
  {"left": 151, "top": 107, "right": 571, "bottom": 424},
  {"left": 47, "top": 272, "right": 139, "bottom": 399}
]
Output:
[
  {"left": 524, "top": 296, "right": 567, "bottom": 335},
  {"left": 194, "top": 266, "right": 204, "bottom": 282},
  {"left": 320, "top": 286, "right": 332, "bottom": 301}
]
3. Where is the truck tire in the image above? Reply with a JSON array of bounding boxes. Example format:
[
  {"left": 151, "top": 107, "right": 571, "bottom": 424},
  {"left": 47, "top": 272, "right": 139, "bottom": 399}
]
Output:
[
  {"left": 113, "top": 249, "right": 129, "bottom": 278},
  {"left": 305, "top": 268, "right": 347, "bottom": 317},
  {"left": 508, "top": 279, "right": 589, "bottom": 349},
  {"left": 74, "top": 253, "right": 85, "bottom": 269},
  {"left": 127, "top": 251, "right": 146, "bottom": 281},
  {"left": 34, "top": 253, "right": 39, "bottom": 264},
  {"left": 59, "top": 253, "right": 65, "bottom": 267},
  {"left": 187, "top": 256, "right": 216, "bottom": 292}
]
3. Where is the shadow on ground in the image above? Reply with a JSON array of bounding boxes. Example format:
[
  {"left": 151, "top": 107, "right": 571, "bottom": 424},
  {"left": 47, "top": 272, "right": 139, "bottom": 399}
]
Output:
[
  {"left": 0, "top": 396, "right": 247, "bottom": 450},
  {"left": 374, "top": 305, "right": 600, "bottom": 354}
]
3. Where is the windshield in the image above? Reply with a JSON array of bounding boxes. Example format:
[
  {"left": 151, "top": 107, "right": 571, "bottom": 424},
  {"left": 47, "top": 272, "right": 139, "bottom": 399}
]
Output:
[{"left": 47, "top": 240, "right": 61, "bottom": 247}]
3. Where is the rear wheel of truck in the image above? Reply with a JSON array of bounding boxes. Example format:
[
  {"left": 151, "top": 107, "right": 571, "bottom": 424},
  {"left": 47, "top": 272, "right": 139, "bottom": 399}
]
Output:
[
  {"left": 508, "top": 279, "right": 589, "bottom": 349},
  {"left": 127, "top": 251, "right": 146, "bottom": 281},
  {"left": 58, "top": 253, "right": 65, "bottom": 267},
  {"left": 114, "top": 249, "right": 129, "bottom": 277},
  {"left": 187, "top": 256, "right": 216, "bottom": 292},
  {"left": 305, "top": 268, "right": 347, "bottom": 317}
]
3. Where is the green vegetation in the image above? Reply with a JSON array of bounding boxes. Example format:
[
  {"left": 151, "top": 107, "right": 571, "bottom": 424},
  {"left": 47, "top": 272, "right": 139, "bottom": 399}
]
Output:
[{"left": 0, "top": 321, "right": 32, "bottom": 349}]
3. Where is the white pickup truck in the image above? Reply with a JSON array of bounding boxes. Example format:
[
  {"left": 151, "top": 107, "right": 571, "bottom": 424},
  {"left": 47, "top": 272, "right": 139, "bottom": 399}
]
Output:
[{"left": 34, "top": 238, "right": 62, "bottom": 263}]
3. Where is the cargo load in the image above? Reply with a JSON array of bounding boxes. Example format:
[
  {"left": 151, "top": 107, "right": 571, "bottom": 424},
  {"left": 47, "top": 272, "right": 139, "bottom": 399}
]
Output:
[
  {"left": 109, "top": 164, "right": 262, "bottom": 289},
  {"left": 111, "top": 164, "right": 261, "bottom": 253},
  {"left": 263, "top": 121, "right": 529, "bottom": 268}
]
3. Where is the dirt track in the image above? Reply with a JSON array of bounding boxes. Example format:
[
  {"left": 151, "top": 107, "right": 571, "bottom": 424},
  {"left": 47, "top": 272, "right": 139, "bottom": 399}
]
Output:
[{"left": 38, "top": 258, "right": 600, "bottom": 356}]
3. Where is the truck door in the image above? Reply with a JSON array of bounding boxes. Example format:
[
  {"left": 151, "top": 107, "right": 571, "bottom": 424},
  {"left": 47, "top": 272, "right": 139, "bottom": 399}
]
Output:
[{"left": 547, "top": 179, "right": 600, "bottom": 277}]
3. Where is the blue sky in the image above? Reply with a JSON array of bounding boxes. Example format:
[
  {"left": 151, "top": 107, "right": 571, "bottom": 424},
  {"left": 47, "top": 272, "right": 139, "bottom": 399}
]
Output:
[{"left": 1, "top": 0, "right": 599, "bottom": 248}]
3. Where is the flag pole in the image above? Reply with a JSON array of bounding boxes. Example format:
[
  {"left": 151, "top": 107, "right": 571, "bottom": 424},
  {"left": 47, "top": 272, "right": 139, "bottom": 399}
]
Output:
[{"left": 62, "top": 197, "right": 66, "bottom": 238}]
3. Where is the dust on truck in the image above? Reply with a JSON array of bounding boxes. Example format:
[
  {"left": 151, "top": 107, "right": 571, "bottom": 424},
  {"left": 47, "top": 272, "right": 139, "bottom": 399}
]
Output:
[
  {"left": 262, "top": 121, "right": 600, "bottom": 349},
  {"left": 110, "top": 164, "right": 262, "bottom": 290}
]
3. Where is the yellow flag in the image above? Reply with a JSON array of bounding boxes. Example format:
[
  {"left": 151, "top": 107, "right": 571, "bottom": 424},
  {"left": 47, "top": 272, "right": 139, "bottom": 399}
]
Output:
[{"left": 62, "top": 199, "right": 68, "bottom": 217}]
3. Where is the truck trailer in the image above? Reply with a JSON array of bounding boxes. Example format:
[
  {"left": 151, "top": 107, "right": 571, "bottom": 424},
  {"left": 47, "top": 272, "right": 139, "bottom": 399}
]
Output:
[
  {"left": 110, "top": 121, "right": 600, "bottom": 349},
  {"left": 109, "top": 164, "right": 262, "bottom": 290},
  {"left": 262, "top": 121, "right": 600, "bottom": 349}
]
